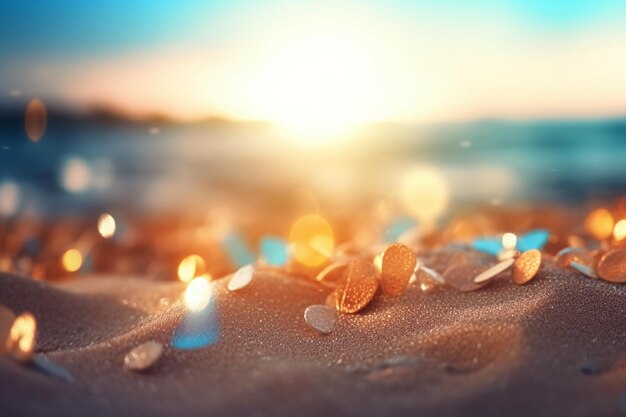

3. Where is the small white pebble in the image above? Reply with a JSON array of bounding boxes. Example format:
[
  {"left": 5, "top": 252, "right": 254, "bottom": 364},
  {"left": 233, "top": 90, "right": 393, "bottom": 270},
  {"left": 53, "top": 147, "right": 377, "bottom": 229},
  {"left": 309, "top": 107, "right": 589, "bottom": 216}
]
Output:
[
  {"left": 124, "top": 341, "right": 163, "bottom": 371},
  {"left": 304, "top": 304, "right": 337, "bottom": 334},
  {"left": 228, "top": 264, "right": 255, "bottom": 291}
]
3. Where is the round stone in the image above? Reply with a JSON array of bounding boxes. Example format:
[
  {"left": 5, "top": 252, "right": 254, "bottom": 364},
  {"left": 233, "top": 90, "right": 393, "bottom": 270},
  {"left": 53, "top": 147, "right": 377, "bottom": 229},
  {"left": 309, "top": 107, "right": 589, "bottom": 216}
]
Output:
[
  {"left": 380, "top": 243, "right": 417, "bottom": 296},
  {"left": 513, "top": 249, "right": 542, "bottom": 285},
  {"left": 124, "top": 341, "right": 164, "bottom": 371},
  {"left": 228, "top": 265, "right": 255, "bottom": 291},
  {"left": 304, "top": 304, "right": 337, "bottom": 334},
  {"left": 597, "top": 248, "right": 626, "bottom": 283},
  {"left": 556, "top": 247, "right": 594, "bottom": 269},
  {"left": 336, "top": 258, "right": 379, "bottom": 313}
]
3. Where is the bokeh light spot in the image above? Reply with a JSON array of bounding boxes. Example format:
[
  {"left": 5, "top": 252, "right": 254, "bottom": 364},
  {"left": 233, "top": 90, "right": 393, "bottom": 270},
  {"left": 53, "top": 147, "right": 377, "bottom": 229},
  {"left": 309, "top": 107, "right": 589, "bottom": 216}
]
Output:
[
  {"left": 97, "top": 213, "right": 116, "bottom": 238},
  {"left": 62, "top": 249, "right": 82, "bottom": 272},
  {"left": 614, "top": 219, "right": 626, "bottom": 241},
  {"left": 0, "top": 182, "right": 20, "bottom": 217},
  {"left": 184, "top": 276, "right": 212, "bottom": 312},
  {"left": 289, "top": 215, "right": 334, "bottom": 267},
  {"left": 177, "top": 254, "right": 206, "bottom": 283},
  {"left": 61, "top": 158, "right": 92, "bottom": 193},
  {"left": 585, "top": 208, "right": 614, "bottom": 240},
  {"left": 502, "top": 233, "right": 517, "bottom": 250}
]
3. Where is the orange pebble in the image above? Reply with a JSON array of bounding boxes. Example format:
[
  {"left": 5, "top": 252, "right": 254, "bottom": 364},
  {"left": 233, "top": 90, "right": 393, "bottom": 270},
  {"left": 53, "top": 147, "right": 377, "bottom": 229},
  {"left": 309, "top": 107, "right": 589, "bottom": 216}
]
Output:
[
  {"left": 336, "top": 258, "right": 379, "bottom": 314},
  {"left": 597, "top": 248, "right": 626, "bottom": 283},
  {"left": 513, "top": 249, "right": 542, "bottom": 285},
  {"left": 380, "top": 243, "right": 417, "bottom": 296}
]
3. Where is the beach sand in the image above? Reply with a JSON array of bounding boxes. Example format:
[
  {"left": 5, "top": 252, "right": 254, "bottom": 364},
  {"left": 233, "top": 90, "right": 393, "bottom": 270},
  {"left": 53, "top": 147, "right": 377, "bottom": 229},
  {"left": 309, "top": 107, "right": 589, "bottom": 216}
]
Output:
[{"left": 1, "top": 262, "right": 626, "bottom": 417}]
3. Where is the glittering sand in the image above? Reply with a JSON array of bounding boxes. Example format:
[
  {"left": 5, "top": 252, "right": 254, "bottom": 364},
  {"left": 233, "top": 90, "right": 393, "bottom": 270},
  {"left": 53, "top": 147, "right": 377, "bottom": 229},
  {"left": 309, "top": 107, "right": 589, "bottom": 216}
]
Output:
[{"left": 1, "top": 264, "right": 626, "bottom": 417}]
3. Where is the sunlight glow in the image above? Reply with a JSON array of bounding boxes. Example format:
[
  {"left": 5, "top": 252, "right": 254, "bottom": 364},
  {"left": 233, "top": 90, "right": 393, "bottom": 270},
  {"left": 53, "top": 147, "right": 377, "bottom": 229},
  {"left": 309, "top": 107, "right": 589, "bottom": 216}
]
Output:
[
  {"left": 400, "top": 166, "right": 449, "bottom": 223},
  {"left": 250, "top": 33, "right": 379, "bottom": 143}
]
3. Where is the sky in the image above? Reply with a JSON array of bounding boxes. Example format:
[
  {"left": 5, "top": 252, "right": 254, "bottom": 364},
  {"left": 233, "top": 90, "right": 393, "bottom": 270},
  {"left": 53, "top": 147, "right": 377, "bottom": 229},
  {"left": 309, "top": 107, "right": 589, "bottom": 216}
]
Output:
[{"left": 1, "top": 0, "right": 626, "bottom": 125}]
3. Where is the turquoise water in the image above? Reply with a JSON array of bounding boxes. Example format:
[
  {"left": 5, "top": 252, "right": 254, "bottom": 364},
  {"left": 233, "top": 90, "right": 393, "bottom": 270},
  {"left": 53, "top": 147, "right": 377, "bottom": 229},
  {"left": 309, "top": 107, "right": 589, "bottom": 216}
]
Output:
[{"left": 1, "top": 118, "right": 625, "bottom": 218}]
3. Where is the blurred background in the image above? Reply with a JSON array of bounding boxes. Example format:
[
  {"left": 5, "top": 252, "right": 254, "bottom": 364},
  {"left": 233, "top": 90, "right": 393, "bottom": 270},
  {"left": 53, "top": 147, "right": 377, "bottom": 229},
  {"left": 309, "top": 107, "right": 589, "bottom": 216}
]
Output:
[{"left": 0, "top": 1, "right": 625, "bottom": 278}]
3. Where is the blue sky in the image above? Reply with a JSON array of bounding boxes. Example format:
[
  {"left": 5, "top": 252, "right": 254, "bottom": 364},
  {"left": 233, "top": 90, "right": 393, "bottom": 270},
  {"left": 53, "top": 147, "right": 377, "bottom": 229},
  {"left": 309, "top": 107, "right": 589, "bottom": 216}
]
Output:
[
  {"left": 1, "top": 0, "right": 622, "bottom": 56},
  {"left": 0, "top": 2, "right": 223, "bottom": 56},
  {"left": 1, "top": 1, "right": 626, "bottom": 122}
]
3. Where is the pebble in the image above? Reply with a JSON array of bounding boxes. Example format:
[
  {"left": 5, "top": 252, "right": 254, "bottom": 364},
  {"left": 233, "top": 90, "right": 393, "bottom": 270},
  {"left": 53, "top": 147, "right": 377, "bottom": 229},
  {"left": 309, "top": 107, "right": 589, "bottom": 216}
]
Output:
[
  {"left": 380, "top": 243, "right": 417, "bottom": 296},
  {"left": 513, "top": 249, "right": 542, "bottom": 285},
  {"left": 304, "top": 305, "right": 337, "bottom": 334},
  {"left": 124, "top": 341, "right": 164, "bottom": 371},
  {"left": 228, "top": 264, "right": 255, "bottom": 291},
  {"left": 336, "top": 258, "right": 379, "bottom": 313},
  {"left": 556, "top": 247, "right": 594, "bottom": 269},
  {"left": 473, "top": 258, "right": 515, "bottom": 284},
  {"left": 597, "top": 248, "right": 626, "bottom": 283}
]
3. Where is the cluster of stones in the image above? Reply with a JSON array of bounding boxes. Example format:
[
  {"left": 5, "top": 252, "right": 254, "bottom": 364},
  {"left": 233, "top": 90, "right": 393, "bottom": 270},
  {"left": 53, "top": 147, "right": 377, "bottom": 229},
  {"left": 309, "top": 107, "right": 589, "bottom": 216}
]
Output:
[{"left": 304, "top": 238, "right": 626, "bottom": 336}]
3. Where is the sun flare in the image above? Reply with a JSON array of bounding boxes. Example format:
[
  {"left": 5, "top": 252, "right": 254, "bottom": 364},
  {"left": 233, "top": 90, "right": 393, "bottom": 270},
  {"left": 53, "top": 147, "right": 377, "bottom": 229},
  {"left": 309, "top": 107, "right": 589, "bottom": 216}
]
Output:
[{"left": 250, "top": 33, "right": 377, "bottom": 143}]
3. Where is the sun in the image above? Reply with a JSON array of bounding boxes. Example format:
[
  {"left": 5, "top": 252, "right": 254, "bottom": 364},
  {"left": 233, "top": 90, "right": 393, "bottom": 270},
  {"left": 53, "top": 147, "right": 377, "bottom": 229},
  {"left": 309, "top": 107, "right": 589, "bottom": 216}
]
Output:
[{"left": 248, "top": 33, "right": 377, "bottom": 143}]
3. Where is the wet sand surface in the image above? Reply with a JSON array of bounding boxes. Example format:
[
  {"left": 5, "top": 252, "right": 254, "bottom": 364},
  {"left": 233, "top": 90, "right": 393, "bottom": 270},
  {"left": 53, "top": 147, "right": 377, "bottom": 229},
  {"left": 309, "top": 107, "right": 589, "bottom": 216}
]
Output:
[{"left": 1, "top": 264, "right": 626, "bottom": 417}]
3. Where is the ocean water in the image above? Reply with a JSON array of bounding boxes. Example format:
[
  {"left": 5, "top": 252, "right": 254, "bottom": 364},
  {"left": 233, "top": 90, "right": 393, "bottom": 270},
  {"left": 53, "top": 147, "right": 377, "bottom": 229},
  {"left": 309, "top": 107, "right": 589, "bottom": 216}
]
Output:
[{"left": 1, "top": 118, "right": 625, "bottom": 219}]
